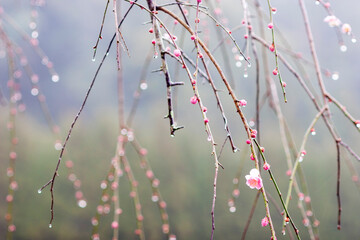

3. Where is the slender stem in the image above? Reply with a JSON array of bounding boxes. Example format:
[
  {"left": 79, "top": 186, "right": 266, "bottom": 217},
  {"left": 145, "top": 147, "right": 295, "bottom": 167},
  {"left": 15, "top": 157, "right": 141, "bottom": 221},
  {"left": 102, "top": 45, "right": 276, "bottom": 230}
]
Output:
[
  {"left": 336, "top": 141, "right": 341, "bottom": 230},
  {"left": 254, "top": 140, "right": 301, "bottom": 239}
]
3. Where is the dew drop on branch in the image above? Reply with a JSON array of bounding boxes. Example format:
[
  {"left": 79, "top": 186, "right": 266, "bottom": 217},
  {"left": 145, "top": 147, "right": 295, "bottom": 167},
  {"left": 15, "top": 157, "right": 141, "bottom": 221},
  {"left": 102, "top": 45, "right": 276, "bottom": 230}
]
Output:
[
  {"left": 78, "top": 200, "right": 87, "bottom": 208},
  {"left": 48, "top": 224, "right": 52, "bottom": 229},
  {"left": 332, "top": 72, "right": 339, "bottom": 80},
  {"left": 31, "top": 88, "right": 39, "bottom": 96},
  {"left": 229, "top": 206, "right": 236, "bottom": 213},
  {"left": 151, "top": 195, "right": 159, "bottom": 202},
  {"left": 54, "top": 142, "right": 62, "bottom": 150},
  {"left": 51, "top": 74, "right": 59, "bottom": 83},
  {"left": 37, "top": 189, "right": 42, "bottom": 194},
  {"left": 140, "top": 82, "right": 148, "bottom": 90},
  {"left": 340, "top": 45, "right": 347, "bottom": 52}
]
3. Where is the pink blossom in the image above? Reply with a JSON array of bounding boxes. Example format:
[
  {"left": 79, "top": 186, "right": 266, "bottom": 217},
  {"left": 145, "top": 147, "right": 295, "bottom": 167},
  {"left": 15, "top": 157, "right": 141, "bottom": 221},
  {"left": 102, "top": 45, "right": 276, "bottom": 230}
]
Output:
[
  {"left": 263, "top": 163, "right": 270, "bottom": 171},
  {"left": 190, "top": 96, "right": 198, "bottom": 104},
  {"left": 250, "top": 153, "right": 255, "bottom": 161},
  {"left": 245, "top": 169, "right": 263, "bottom": 190},
  {"left": 238, "top": 99, "right": 247, "bottom": 107},
  {"left": 324, "top": 15, "right": 341, "bottom": 27},
  {"left": 111, "top": 221, "right": 119, "bottom": 229},
  {"left": 268, "top": 23, "right": 274, "bottom": 29},
  {"left": 174, "top": 49, "right": 181, "bottom": 57},
  {"left": 272, "top": 68, "right": 278, "bottom": 75},
  {"left": 269, "top": 43, "right": 275, "bottom": 52},
  {"left": 246, "top": 139, "right": 251, "bottom": 144},
  {"left": 342, "top": 23, "right": 351, "bottom": 34},
  {"left": 261, "top": 216, "right": 269, "bottom": 227},
  {"left": 8, "top": 224, "right": 16, "bottom": 232}
]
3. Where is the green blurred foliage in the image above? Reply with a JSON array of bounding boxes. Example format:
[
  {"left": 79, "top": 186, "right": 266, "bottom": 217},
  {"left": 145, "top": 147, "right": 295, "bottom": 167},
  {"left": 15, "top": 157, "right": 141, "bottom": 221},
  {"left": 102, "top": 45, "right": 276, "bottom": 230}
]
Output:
[{"left": 1, "top": 106, "right": 360, "bottom": 239}]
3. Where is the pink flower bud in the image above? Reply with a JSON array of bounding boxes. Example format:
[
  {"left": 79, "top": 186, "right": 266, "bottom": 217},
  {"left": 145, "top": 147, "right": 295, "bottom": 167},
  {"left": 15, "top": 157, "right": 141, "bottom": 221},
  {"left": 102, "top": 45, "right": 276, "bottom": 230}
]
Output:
[
  {"left": 261, "top": 216, "right": 269, "bottom": 227},
  {"left": 238, "top": 99, "right": 247, "bottom": 107},
  {"left": 263, "top": 163, "right": 270, "bottom": 171},
  {"left": 111, "top": 221, "right": 119, "bottom": 229},
  {"left": 190, "top": 96, "right": 198, "bottom": 104},
  {"left": 174, "top": 49, "right": 181, "bottom": 57},
  {"left": 269, "top": 43, "right": 275, "bottom": 52},
  {"left": 272, "top": 68, "right": 278, "bottom": 75}
]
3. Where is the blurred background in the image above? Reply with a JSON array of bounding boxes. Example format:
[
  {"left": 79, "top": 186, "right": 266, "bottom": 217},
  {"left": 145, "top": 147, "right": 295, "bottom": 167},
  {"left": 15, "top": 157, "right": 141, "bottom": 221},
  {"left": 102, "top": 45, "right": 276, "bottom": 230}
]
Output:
[{"left": 0, "top": 0, "right": 360, "bottom": 239}]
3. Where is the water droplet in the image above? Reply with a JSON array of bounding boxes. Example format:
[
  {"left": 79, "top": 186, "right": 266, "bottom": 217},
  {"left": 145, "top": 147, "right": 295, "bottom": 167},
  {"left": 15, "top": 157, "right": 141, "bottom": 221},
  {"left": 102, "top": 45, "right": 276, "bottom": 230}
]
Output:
[
  {"left": 351, "top": 38, "right": 357, "bottom": 43},
  {"left": 235, "top": 61, "right": 242, "bottom": 68},
  {"left": 51, "top": 74, "right": 59, "bottom": 82},
  {"left": 54, "top": 142, "right": 62, "bottom": 151},
  {"left": 299, "top": 156, "right": 304, "bottom": 162},
  {"left": 356, "top": 123, "right": 360, "bottom": 128},
  {"left": 282, "top": 230, "right": 286, "bottom": 235},
  {"left": 311, "top": 131, "right": 316, "bottom": 136},
  {"left": 340, "top": 45, "right": 347, "bottom": 52},
  {"left": 121, "top": 128, "right": 128, "bottom": 135},
  {"left": 239, "top": 56, "right": 244, "bottom": 61},
  {"left": 229, "top": 206, "right": 236, "bottom": 213},
  {"left": 151, "top": 195, "right": 159, "bottom": 202},
  {"left": 244, "top": 73, "right": 248, "bottom": 78},
  {"left": 140, "top": 82, "right": 148, "bottom": 90},
  {"left": 332, "top": 72, "right": 339, "bottom": 80},
  {"left": 92, "top": 57, "right": 96, "bottom": 62},
  {"left": 233, "top": 148, "right": 238, "bottom": 153},
  {"left": 106, "top": 52, "right": 109, "bottom": 56},
  {"left": 249, "top": 120, "right": 255, "bottom": 127},
  {"left": 37, "top": 189, "right": 42, "bottom": 194},
  {"left": 315, "top": 0, "right": 320, "bottom": 5},
  {"left": 207, "top": 136, "right": 211, "bottom": 141},
  {"left": 100, "top": 181, "right": 107, "bottom": 189},
  {"left": 247, "top": 63, "right": 251, "bottom": 68},
  {"left": 78, "top": 200, "right": 87, "bottom": 208},
  {"left": 31, "top": 88, "right": 39, "bottom": 96},
  {"left": 31, "top": 31, "right": 39, "bottom": 39},
  {"left": 49, "top": 224, "right": 52, "bottom": 228}
]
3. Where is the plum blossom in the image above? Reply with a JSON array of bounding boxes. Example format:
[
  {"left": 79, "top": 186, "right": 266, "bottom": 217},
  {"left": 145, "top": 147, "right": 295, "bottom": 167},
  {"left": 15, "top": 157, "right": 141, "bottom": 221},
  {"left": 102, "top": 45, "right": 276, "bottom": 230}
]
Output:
[
  {"left": 261, "top": 216, "right": 269, "bottom": 227},
  {"left": 342, "top": 23, "right": 351, "bottom": 34},
  {"left": 238, "top": 99, "right": 247, "bottom": 107},
  {"left": 323, "top": 15, "right": 341, "bottom": 27},
  {"left": 245, "top": 168, "right": 263, "bottom": 190}
]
